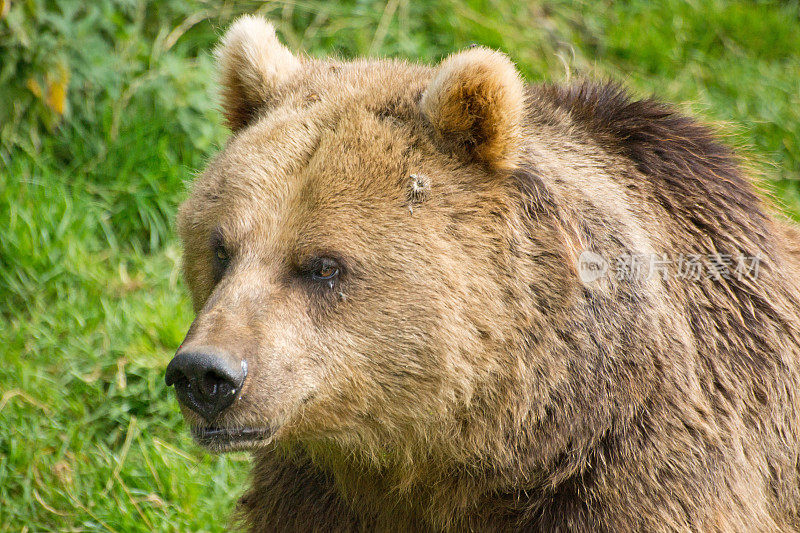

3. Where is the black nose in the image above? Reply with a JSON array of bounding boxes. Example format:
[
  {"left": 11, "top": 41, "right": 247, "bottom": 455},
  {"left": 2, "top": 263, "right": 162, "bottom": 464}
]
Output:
[{"left": 165, "top": 350, "right": 247, "bottom": 423}]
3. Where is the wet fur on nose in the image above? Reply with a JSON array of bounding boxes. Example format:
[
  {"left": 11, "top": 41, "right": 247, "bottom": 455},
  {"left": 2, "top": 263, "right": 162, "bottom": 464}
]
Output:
[{"left": 165, "top": 349, "right": 247, "bottom": 422}]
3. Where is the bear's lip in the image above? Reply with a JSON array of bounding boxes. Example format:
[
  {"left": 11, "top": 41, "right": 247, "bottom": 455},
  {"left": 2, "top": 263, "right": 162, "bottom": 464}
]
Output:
[{"left": 191, "top": 425, "right": 274, "bottom": 452}]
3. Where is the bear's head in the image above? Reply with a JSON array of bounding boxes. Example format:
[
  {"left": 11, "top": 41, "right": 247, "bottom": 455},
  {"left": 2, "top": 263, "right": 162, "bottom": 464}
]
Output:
[{"left": 166, "top": 16, "right": 562, "bottom": 459}]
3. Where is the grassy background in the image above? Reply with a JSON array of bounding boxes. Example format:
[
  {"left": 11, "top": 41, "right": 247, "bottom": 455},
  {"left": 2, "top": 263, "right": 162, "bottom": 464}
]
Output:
[{"left": 1, "top": 0, "right": 798, "bottom": 530}]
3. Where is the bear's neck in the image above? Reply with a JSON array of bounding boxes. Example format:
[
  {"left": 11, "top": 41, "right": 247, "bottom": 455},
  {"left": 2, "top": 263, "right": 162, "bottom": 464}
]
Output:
[{"left": 259, "top": 424, "right": 592, "bottom": 531}]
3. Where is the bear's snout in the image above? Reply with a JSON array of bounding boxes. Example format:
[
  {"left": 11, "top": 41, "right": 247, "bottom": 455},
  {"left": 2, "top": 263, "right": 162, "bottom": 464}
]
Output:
[{"left": 165, "top": 349, "right": 247, "bottom": 423}]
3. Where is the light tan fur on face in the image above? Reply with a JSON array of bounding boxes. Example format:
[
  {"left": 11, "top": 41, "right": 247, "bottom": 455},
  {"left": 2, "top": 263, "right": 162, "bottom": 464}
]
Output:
[{"left": 171, "top": 15, "right": 800, "bottom": 532}]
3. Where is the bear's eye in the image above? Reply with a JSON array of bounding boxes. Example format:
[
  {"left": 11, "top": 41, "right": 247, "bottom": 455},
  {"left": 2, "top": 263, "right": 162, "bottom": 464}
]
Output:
[
  {"left": 214, "top": 244, "right": 230, "bottom": 269},
  {"left": 310, "top": 258, "right": 340, "bottom": 285}
]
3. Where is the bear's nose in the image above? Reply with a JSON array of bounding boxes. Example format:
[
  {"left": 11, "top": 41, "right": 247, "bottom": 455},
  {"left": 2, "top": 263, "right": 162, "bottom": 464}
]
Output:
[{"left": 165, "top": 350, "right": 247, "bottom": 423}]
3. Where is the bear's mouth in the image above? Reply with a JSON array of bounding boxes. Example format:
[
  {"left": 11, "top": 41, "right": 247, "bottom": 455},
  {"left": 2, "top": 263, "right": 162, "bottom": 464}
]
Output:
[{"left": 191, "top": 426, "right": 274, "bottom": 452}]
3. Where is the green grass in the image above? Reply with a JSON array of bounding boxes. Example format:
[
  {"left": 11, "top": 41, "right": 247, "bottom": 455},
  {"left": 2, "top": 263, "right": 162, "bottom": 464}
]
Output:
[{"left": 1, "top": 0, "right": 798, "bottom": 530}]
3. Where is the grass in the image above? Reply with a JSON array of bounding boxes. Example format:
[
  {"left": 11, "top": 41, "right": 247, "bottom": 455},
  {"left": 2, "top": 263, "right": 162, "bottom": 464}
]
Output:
[{"left": 1, "top": 0, "right": 798, "bottom": 530}]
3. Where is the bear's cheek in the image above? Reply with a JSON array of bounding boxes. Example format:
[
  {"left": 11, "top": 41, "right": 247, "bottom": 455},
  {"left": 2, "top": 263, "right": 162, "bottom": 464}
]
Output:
[{"left": 304, "top": 306, "right": 448, "bottom": 421}]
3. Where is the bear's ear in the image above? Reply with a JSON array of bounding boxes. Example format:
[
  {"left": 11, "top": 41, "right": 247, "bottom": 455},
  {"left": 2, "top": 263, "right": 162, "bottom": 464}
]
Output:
[
  {"left": 420, "top": 47, "right": 525, "bottom": 171},
  {"left": 215, "top": 15, "right": 301, "bottom": 131}
]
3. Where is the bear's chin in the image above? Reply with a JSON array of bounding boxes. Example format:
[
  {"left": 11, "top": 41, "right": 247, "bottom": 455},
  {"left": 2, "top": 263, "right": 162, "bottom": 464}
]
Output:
[{"left": 191, "top": 425, "right": 275, "bottom": 453}]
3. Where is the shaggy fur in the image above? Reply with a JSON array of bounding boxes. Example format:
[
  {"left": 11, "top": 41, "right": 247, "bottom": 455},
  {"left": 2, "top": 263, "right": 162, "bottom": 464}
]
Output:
[{"left": 169, "top": 15, "right": 800, "bottom": 532}]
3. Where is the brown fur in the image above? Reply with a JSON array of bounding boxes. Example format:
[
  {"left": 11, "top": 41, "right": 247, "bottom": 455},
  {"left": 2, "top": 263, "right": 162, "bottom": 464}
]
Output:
[{"left": 171, "top": 16, "right": 800, "bottom": 532}]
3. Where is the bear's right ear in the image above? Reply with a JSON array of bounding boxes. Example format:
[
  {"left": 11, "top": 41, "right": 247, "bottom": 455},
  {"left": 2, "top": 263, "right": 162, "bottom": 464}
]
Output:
[
  {"left": 215, "top": 15, "right": 301, "bottom": 131},
  {"left": 420, "top": 47, "right": 525, "bottom": 171}
]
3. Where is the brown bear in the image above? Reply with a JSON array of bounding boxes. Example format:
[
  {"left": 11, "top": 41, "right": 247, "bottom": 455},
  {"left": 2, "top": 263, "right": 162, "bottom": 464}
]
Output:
[{"left": 165, "top": 15, "right": 800, "bottom": 532}]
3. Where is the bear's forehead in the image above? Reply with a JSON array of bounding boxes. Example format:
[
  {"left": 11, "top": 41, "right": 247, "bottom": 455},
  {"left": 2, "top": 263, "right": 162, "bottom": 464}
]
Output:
[
  {"left": 189, "top": 59, "right": 439, "bottom": 237},
  {"left": 288, "top": 58, "right": 434, "bottom": 113}
]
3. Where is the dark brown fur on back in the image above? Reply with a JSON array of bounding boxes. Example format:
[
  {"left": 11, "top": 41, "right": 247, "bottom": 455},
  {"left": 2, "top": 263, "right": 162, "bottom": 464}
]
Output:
[{"left": 539, "top": 82, "right": 769, "bottom": 242}]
